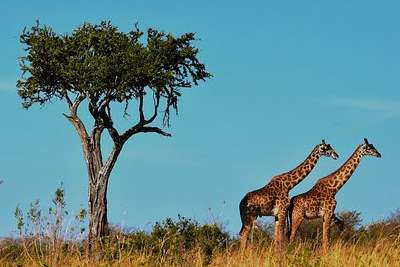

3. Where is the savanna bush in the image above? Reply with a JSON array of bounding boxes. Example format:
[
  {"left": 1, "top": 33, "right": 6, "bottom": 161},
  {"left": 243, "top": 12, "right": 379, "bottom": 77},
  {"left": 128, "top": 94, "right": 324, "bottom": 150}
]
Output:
[{"left": 104, "top": 215, "right": 231, "bottom": 264}]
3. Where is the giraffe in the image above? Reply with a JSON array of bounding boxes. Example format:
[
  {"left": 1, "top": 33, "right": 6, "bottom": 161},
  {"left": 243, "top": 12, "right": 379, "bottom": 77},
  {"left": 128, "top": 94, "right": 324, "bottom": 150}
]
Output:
[
  {"left": 239, "top": 139, "right": 339, "bottom": 251},
  {"left": 287, "top": 138, "right": 381, "bottom": 252}
]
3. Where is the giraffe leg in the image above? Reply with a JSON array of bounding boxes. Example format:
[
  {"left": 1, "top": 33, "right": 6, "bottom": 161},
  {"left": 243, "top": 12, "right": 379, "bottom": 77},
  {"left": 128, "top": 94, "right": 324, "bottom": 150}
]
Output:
[
  {"left": 289, "top": 209, "right": 304, "bottom": 243},
  {"left": 274, "top": 211, "right": 286, "bottom": 253},
  {"left": 239, "top": 214, "right": 256, "bottom": 249},
  {"left": 322, "top": 212, "right": 333, "bottom": 253}
]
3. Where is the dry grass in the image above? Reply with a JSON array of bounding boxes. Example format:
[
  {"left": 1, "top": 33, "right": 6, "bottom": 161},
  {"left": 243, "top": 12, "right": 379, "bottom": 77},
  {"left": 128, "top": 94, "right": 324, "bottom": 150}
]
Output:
[
  {"left": 7, "top": 189, "right": 399, "bottom": 266},
  {"left": 0, "top": 236, "right": 399, "bottom": 267},
  {"left": 210, "top": 237, "right": 400, "bottom": 267}
]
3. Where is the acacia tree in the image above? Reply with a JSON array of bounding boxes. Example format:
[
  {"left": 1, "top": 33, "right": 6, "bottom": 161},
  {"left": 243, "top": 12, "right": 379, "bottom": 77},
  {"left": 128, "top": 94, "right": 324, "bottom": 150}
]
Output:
[{"left": 17, "top": 21, "right": 211, "bottom": 253}]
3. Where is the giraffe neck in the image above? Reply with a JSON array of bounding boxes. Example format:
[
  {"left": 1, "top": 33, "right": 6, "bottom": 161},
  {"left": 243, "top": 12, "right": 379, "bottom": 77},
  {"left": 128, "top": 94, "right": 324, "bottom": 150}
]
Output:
[
  {"left": 287, "top": 146, "right": 320, "bottom": 190},
  {"left": 327, "top": 145, "right": 364, "bottom": 193}
]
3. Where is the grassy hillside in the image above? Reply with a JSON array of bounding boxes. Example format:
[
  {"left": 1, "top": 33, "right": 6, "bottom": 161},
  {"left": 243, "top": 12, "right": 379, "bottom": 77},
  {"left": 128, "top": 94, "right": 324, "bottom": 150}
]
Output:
[
  {"left": 1, "top": 187, "right": 399, "bottom": 266},
  {"left": 0, "top": 234, "right": 399, "bottom": 266}
]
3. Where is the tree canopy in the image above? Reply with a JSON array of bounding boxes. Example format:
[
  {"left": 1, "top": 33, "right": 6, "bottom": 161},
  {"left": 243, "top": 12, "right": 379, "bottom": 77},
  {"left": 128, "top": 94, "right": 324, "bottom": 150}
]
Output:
[{"left": 17, "top": 21, "right": 211, "bottom": 132}]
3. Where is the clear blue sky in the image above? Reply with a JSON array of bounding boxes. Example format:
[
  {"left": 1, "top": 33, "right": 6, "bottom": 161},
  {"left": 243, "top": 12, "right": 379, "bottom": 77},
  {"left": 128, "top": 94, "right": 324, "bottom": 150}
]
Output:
[{"left": 1, "top": 0, "right": 399, "bottom": 236}]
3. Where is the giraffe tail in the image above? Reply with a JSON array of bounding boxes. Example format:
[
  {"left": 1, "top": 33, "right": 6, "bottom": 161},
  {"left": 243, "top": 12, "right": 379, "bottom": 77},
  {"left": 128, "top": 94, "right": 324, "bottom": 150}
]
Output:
[
  {"left": 239, "top": 196, "right": 247, "bottom": 234},
  {"left": 286, "top": 198, "right": 294, "bottom": 240}
]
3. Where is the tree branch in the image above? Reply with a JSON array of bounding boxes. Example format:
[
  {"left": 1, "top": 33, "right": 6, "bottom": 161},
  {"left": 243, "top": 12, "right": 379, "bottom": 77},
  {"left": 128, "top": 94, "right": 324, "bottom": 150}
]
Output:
[
  {"left": 120, "top": 124, "right": 141, "bottom": 143},
  {"left": 121, "top": 125, "right": 171, "bottom": 142},
  {"left": 98, "top": 108, "right": 121, "bottom": 145},
  {"left": 63, "top": 94, "right": 88, "bottom": 141},
  {"left": 71, "top": 94, "right": 86, "bottom": 116},
  {"left": 138, "top": 91, "right": 145, "bottom": 123},
  {"left": 119, "top": 92, "right": 167, "bottom": 143},
  {"left": 140, "top": 126, "right": 172, "bottom": 136},
  {"left": 106, "top": 125, "right": 121, "bottom": 144},
  {"left": 144, "top": 92, "right": 160, "bottom": 124},
  {"left": 91, "top": 124, "right": 105, "bottom": 167},
  {"left": 62, "top": 93, "right": 98, "bottom": 184},
  {"left": 63, "top": 91, "right": 73, "bottom": 107},
  {"left": 98, "top": 90, "right": 113, "bottom": 112},
  {"left": 100, "top": 143, "right": 123, "bottom": 180}
]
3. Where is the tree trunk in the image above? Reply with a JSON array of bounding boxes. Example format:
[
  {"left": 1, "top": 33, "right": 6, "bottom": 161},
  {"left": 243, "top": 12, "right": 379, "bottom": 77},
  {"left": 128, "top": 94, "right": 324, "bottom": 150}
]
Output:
[
  {"left": 88, "top": 174, "right": 109, "bottom": 255},
  {"left": 65, "top": 99, "right": 127, "bottom": 258},
  {"left": 83, "top": 142, "right": 122, "bottom": 258},
  {"left": 65, "top": 97, "right": 126, "bottom": 258}
]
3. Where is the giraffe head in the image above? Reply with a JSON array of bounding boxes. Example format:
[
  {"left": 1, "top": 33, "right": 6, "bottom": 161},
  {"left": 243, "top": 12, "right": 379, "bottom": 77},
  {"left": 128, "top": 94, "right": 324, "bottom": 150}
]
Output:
[
  {"left": 317, "top": 139, "right": 339, "bottom": 159},
  {"left": 361, "top": 138, "right": 382, "bottom": 158}
]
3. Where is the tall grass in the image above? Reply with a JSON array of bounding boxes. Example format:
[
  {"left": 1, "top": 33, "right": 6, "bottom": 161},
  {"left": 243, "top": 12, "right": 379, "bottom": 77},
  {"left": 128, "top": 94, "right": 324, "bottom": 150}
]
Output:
[
  {"left": 1, "top": 187, "right": 399, "bottom": 266},
  {"left": 0, "top": 234, "right": 399, "bottom": 266},
  {"left": 212, "top": 238, "right": 400, "bottom": 267}
]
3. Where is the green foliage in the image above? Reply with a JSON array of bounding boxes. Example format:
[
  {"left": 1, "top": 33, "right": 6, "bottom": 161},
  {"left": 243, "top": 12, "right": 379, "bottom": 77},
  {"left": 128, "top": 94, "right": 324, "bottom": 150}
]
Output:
[
  {"left": 0, "top": 238, "right": 25, "bottom": 262},
  {"left": 14, "top": 205, "right": 24, "bottom": 235},
  {"left": 334, "top": 210, "right": 363, "bottom": 242},
  {"left": 288, "top": 211, "right": 363, "bottom": 243},
  {"left": 104, "top": 215, "right": 230, "bottom": 264},
  {"left": 17, "top": 21, "right": 211, "bottom": 124},
  {"left": 14, "top": 184, "right": 87, "bottom": 240},
  {"left": 358, "top": 209, "right": 400, "bottom": 242},
  {"left": 8, "top": 185, "right": 86, "bottom": 266},
  {"left": 52, "top": 185, "right": 66, "bottom": 209},
  {"left": 247, "top": 220, "right": 274, "bottom": 246}
]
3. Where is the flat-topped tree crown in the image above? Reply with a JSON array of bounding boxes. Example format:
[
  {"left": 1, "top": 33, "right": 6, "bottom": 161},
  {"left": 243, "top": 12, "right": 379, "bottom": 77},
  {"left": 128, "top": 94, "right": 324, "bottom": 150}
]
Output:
[
  {"left": 16, "top": 21, "right": 211, "bottom": 257},
  {"left": 17, "top": 21, "right": 211, "bottom": 129}
]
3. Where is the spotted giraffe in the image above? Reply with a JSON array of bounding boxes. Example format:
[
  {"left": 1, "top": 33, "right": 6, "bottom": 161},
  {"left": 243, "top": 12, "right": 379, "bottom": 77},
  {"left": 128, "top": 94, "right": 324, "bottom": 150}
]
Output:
[
  {"left": 287, "top": 138, "right": 381, "bottom": 252},
  {"left": 239, "top": 140, "right": 339, "bottom": 251}
]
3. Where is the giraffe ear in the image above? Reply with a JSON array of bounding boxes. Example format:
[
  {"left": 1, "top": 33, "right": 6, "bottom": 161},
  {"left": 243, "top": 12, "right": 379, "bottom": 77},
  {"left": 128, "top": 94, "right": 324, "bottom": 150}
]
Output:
[
  {"left": 322, "top": 139, "right": 326, "bottom": 144},
  {"left": 364, "top": 138, "right": 369, "bottom": 145}
]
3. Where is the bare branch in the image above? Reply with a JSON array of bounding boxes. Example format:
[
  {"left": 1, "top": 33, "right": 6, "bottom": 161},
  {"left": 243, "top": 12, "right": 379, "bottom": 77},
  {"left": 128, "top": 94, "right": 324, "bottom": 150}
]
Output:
[
  {"left": 85, "top": 93, "right": 121, "bottom": 146},
  {"left": 138, "top": 91, "right": 145, "bottom": 123},
  {"left": 98, "top": 109, "right": 121, "bottom": 145},
  {"left": 100, "top": 143, "right": 123, "bottom": 179},
  {"left": 119, "top": 92, "right": 166, "bottom": 142},
  {"left": 139, "top": 126, "right": 171, "bottom": 136},
  {"left": 63, "top": 94, "right": 88, "bottom": 142},
  {"left": 120, "top": 124, "right": 141, "bottom": 143},
  {"left": 106, "top": 104, "right": 111, "bottom": 120},
  {"left": 98, "top": 90, "right": 113, "bottom": 112},
  {"left": 63, "top": 91, "right": 73, "bottom": 107},
  {"left": 144, "top": 92, "right": 160, "bottom": 124},
  {"left": 91, "top": 124, "right": 105, "bottom": 167},
  {"left": 70, "top": 94, "right": 86, "bottom": 116},
  {"left": 106, "top": 126, "right": 121, "bottom": 144},
  {"left": 62, "top": 94, "right": 96, "bottom": 183}
]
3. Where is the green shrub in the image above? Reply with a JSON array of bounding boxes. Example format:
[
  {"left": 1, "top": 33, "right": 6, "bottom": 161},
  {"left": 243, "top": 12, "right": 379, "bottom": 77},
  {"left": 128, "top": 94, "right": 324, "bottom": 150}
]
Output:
[{"left": 105, "top": 215, "right": 230, "bottom": 264}]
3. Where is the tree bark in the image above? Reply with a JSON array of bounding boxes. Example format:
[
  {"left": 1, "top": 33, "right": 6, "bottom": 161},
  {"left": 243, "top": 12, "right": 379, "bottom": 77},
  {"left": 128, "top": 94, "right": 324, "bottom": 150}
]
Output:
[
  {"left": 86, "top": 144, "right": 122, "bottom": 257},
  {"left": 88, "top": 173, "right": 109, "bottom": 254}
]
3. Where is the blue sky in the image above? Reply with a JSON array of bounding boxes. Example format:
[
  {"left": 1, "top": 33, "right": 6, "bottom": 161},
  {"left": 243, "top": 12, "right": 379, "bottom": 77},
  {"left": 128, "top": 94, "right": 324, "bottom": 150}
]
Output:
[{"left": 0, "top": 0, "right": 399, "bottom": 236}]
